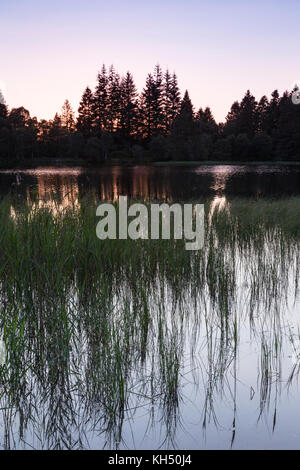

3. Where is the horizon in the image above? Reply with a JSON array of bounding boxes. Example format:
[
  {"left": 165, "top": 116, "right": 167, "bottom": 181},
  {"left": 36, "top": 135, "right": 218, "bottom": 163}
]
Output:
[{"left": 1, "top": 0, "right": 299, "bottom": 123}]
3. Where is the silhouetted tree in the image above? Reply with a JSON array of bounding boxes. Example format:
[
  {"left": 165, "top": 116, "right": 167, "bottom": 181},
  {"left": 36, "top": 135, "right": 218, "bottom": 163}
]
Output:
[
  {"left": 196, "top": 107, "right": 218, "bottom": 135},
  {"left": 140, "top": 65, "right": 164, "bottom": 139},
  {"left": 275, "top": 91, "right": 300, "bottom": 160},
  {"left": 93, "top": 65, "right": 109, "bottom": 135},
  {"left": 224, "top": 91, "right": 258, "bottom": 138},
  {"left": 224, "top": 101, "right": 241, "bottom": 136},
  {"left": 140, "top": 73, "right": 154, "bottom": 139},
  {"left": 257, "top": 95, "right": 269, "bottom": 132},
  {"left": 263, "top": 90, "right": 280, "bottom": 136},
  {"left": 77, "top": 87, "right": 94, "bottom": 138},
  {"left": 9, "top": 107, "right": 31, "bottom": 130},
  {"left": 163, "top": 70, "right": 180, "bottom": 133},
  {"left": 119, "top": 72, "right": 138, "bottom": 139},
  {"left": 107, "top": 65, "right": 121, "bottom": 133},
  {"left": 61, "top": 100, "right": 75, "bottom": 131},
  {"left": 2, "top": 65, "right": 300, "bottom": 164},
  {"left": 152, "top": 64, "right": 164, "bottom": 135},
  {"left": 169, "top": 90, "right": 197, "bottom": 160}
]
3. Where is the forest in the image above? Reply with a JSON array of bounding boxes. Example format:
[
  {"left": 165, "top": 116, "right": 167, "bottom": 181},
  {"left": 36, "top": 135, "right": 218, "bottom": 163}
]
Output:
[{"left": 0, "top": 64, "right": 300, "bottom": 164}]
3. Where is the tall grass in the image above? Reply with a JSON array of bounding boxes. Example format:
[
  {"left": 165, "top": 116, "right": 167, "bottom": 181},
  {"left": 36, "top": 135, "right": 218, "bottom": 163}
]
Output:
[{"left": 0, "top": 194, "right": 299, "bottom": 449}]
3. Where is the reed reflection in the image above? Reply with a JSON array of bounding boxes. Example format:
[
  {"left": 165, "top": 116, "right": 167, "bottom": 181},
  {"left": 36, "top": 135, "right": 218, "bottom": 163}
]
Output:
[{"left": 1, "top": 194, "right": 300, "bottom": 449}]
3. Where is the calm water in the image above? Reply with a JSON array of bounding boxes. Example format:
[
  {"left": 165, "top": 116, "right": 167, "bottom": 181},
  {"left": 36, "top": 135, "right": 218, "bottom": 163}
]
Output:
[
  {"left": 1, "top": 164, "right": 300, "bottom": 450},
  {"left": 2, "top": 164, "right": 300, "bottom": 203}
]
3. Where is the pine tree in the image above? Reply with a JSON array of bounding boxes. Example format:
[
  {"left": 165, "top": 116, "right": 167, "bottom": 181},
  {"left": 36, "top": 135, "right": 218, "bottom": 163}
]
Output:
[
  {"left": 93, "top": 64, "right": 109, "bottom": 134},
  {"left": 224, "top": 101, "right": 241, "bottom": 135},
  {"left": 107, "top": 65, "right": 121, "bottom": 133},
  {"left": 179, "top": 90, "right": 194, "bottom": 120},
  {"left": 77, "top": 87, "right": 94, "bottom": 138},
  {"left": 169, "top": 73, "right": 181, "bottom": 127},
  {"left": 257, "top": 95, "right": 269, "bottom": 132},
  {"left": 238, "top": 90, "right": 258, "bottom": 137},
  {"left": 119, "top": 71, "right": 138, "bottom": 139},
  {"left": 163, "top": 70, "right": 180, "bottom": 133},
  {"left": 152, "top": 64, "right": 164, "bottom": 134},
  {"left": 169, "top": 90, "right": 196, "bottom": 160},
  {"left": 61, "top": 100, "right": 75, "bottom": 130},
  {"left": 264, "top": 90, "right": 280, "bottom": 136},
  {"left": 224, "top": 91, "right": 258, "bottom": 137},
  {"left": 140, "top": 65, "right": 164, "bottom": 139},
  {"left": 196, "top": 107, "right": 218, "bottom": 135},
  {"left": 140, "top": 73, "right": 154, "bottom": 139}
]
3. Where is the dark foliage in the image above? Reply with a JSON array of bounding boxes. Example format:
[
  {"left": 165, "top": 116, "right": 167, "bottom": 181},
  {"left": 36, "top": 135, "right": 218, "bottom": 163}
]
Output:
[{"left": 0, "top": 66, "right": 300, "bottom": 164}]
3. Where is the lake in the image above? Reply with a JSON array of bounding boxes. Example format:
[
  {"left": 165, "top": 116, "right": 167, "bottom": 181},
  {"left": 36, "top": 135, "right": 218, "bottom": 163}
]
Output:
[
  {"left": 0, "top": 164, "right": 300, "bottom": 450},
  {"left": 2, "top": 164, "right": 300, "bottom": 203}
]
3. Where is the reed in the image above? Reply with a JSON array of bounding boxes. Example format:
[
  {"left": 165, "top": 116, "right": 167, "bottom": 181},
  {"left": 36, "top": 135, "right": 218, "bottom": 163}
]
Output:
[{"left": 0, "top": 194, "right": 299, "bottom": 449}]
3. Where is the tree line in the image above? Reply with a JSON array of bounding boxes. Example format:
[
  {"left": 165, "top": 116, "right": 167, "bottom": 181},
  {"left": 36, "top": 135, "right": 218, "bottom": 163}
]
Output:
[{"left": 0, "top": 64, "right": 300, "bottom": 163}]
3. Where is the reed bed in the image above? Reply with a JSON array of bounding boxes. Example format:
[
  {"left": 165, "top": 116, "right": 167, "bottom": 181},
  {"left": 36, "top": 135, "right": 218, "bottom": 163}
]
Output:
[{"left": 0, "top": 194, "right": 299, "bottom": 449}]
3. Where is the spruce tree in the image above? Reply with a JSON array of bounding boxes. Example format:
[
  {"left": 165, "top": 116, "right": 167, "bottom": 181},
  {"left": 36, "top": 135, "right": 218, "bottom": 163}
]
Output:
[
  {"left": 93, "top": 64, "right": 109, "bottom": 134},
  {"left": 170, "top": 90, "right": 196, "bottom": 160},
  {"left": 264, "top": 90, "right": 280, "bottom": 136},
  {"left": 107, "top": 65, "right": 121, "bottom": 133},
  {"left": 120, "top": 72, "right": 138, "bottom": 139},
  {"left": 224, "top": 91, "right": 258, "bottom": 137},
  {"left": 238, "top": 90, "right": 258, "bottom": 137},
  {"left": 224, "top": 101, "right": 241, "bottom": 135},
  {"left": 196, "top": 107, "right": 218, "bottom": 135},
  {"left": 163, "top": 70, "right": 180, "bottom": 133},
  {"left": 169, "top": 73, "right": 181, "bottom": 126},
  {"left": 152, "top": 64, "right": 164, "bottom": 134},
  {"left": 140, "top": 73, "right": 154, "bottom": 139},
  {"left": 257, "top": 95, "right": 269, "bottom": 132},
  {"left": 140, "top": 65, "right": 164, "bottom": 139},
  {"left": 77, "top": 87, "right": 94, "bottom": 138}
]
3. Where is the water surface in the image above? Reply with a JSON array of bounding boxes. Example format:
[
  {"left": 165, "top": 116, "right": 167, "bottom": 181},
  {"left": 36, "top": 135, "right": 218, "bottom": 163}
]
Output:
[{"left": 0, "top": 164, "right": 300, "bottom": 450}]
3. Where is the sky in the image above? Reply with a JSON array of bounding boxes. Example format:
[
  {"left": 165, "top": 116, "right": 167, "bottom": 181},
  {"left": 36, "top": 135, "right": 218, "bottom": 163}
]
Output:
[{"left": 1, "top": 0, "right": 299, "bottom": 123}]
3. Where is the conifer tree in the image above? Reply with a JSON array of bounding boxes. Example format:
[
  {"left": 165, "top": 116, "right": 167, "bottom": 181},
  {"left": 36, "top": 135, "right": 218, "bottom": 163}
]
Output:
[
  {"left": 77, "top": 87, "right": 94, "bottom": 138},
  {"left": 163, "top": 70, "right": 180, "bottom": 133},
  {"left": 196, "top": 107, "right": 218, "bottom": 135},
  {"left": 140, "top": 65, "right": 164, "bottom": 139},
  {"left": 93, "top": 64, "right": 109, "bottom": 134},
  {"left": 257, "top": 95, "right": 269, "bottom": 132},
  {"left": 61, "top": 100, "right": 75, "bottom": 130},
  {"left": 107, "top": 65, "right": 121, "bottom": 133},
  {"left": 169, "top": 90, "right": 196, "bottom": 160},
  {"left": 224, "top": 101, "right": 241, "bottom": 135},
  {"left": 238, "top": 90, "right": 258, "bottom": 137},
  {"left": 140, "top": 73, "right": 154, "bottom": 139},
  {"left": 119, "top": 72, "right": 138, "bottom": 139},
  {"left": 224, "top": 91, "right": 258, "bottom": 137},
  {"left": 152, "top": 64, "right": 164, "bottom": 134},
  {"left": 264, "top": 90, "right": 280, "bottom": 135},
  {"left": 169, "top": 73, "right": 181, "bottom": 126}
]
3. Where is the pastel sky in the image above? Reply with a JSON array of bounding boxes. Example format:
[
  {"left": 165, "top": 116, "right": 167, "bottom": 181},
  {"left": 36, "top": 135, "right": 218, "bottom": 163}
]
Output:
[{"left": 1, "top": 0, "right": 299, "bottom": 123}]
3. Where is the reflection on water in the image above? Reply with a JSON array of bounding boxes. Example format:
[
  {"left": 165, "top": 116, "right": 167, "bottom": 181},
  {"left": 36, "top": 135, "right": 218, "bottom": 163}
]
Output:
[
  {"left": 1, "top": 165, "right": 300, "bottom": 449},
  {"left": 208, "top": 165, "right": 232, "bottom": 193},
  {"left": 2, "top": 164, "right": 300, "bottom": 208},
  {"left": 209, "top": 195, "right": 229, "bottom": 223}
]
